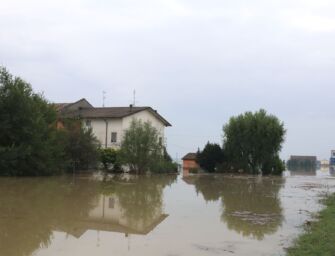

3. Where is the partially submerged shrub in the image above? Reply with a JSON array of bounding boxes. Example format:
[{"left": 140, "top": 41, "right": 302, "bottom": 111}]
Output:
[
  {"left": 99, "top": 148, "right": 121, "bottom": 172},
  {"left": 189, "top": 168, "right": 200, "bottom": 174}
]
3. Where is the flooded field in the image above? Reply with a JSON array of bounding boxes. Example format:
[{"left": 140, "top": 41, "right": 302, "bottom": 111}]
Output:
[{"left": 1, "top": 171, "right": 335, "bottom": 256}]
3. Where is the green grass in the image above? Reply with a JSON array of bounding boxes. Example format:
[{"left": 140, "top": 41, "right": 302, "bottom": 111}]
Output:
[{"left": 287, "top": 194, "right": 335, "bottom": 256}]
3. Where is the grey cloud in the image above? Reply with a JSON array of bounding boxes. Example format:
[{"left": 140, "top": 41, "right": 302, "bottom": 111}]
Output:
[{"left": 1, "top": 0, "right": 334, "bottom": 160}]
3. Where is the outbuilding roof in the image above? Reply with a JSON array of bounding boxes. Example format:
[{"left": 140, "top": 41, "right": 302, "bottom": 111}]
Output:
[
  {"left": 182, "top": 153, "right": 197, "bottom": 160},
  {"left": 289, "top": 155, "right": 317, "bottom": 161}
]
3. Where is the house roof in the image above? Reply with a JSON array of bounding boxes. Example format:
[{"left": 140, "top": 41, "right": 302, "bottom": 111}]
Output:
[
  {"left": 56, "top": 99, "right": 171, "bottom": 127},
  {"left": 290, "top": 155, "right": 317, "bottom": 161},
  {"left": 57, "top": 214, "right": 169, "bottom": 238},
  {"left": 53, "top": 103, "right": 70, "bottom": 111},
  {"left": 53, "top": 98, "right": 94, "bottom": 112},
  {"left": 65, "top": 107, "right": 171, "bottom": 126},
  {"left": 182, "top": 153, "right": 197, "bottom": 161},
  {"left": 79, "top": 107, "right": 151, "bottom": 118}
]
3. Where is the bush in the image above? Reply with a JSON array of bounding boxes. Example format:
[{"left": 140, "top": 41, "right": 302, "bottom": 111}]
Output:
[
  {"left": 99, "top": 148, "right": 121, "bottom": 172},
  {"left": 262, "top": 155, "right": 285, "bottom": 175},
  {"left": 189, "top": 168, "right": 199, "bottom": 174},
  {"left": 150, "top": 160, "right": 178, "bottom": 173}
]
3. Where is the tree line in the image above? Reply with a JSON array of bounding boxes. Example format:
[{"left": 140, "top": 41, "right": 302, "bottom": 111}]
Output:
[
  {"left": 0, "top": 67, "right": 285, "bottom": 176},
  {"left": 0, "top": 67, "right": 177, "bottom": 176},
  {"left": 196, "top": 109, "right": 286, "bottom": 175}
]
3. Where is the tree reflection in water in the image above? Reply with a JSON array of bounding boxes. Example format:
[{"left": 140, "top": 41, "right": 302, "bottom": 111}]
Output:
[
  {"left": 99, "top": 174, "right": 177, "bottom": 234},
  {"left": 0, "top": 177, "right": 98, "bottom": 256},
  {"left": 184, "top": 175, "right": 285, "bottom": 240}
]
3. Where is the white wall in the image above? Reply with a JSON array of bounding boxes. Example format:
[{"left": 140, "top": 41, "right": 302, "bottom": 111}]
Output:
[
  {"left": 83, "top": 118, "right": 123, "bottom": 148},
  {"left": 83, "top": 109, "right": 167, "bottom": 149},
  {"left": 83, "top": 119, "right": 106, "bottom": 147},
  {"left": 122, "top": 110, "right": 166, "bottom": 142}
]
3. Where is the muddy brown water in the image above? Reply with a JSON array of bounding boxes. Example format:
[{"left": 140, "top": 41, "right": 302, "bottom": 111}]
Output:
[{"left": 0, "top": 170, "right": 334, "bottom": 256}]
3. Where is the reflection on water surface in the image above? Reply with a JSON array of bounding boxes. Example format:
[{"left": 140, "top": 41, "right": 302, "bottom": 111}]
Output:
[
  {"left": 184, "top": 175, "right": 284, "bottom": 239},
  {"left": 0, "top": 173, "right": 334, "bottom": 256}
]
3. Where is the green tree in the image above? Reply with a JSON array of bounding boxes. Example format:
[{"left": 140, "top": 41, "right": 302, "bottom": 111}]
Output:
[
  {"left": 0, "top": 67, "right": 63, "bottom": 176},
  {"left": 120, "top": 119, "right": 165, "bottom": 174},
  {"left": 196, "top": 142, "right": 223, "bottom": 172},
  {"left": 223, "top": 109, "right": 285, "bottom": 175},
  {"left": 60, "top": 119, "right": 100, "bottom": 171},
  {"left": 0, "top": 67, "right": 100, "bottom": 175}
]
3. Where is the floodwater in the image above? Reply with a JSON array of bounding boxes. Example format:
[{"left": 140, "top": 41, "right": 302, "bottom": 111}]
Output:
[{"left": 1, "top": 171, "right": 335, "bottom": 256}]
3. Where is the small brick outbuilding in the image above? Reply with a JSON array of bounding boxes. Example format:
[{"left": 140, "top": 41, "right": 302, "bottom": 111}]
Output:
[{"left": 182, "top": 153, "right": 199, "bottom": 171}]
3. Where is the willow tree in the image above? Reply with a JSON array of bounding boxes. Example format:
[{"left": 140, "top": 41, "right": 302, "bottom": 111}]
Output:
[{"left": 223, "top": 109, "right": 285, "bottom": 175}]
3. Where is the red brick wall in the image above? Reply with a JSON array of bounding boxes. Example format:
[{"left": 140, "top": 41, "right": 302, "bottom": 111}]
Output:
[{"left": 183, "top": 160, "right": 199, "bottom": 169}]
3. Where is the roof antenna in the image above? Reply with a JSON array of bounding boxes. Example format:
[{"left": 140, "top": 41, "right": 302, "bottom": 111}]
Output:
[
  {"left": 133, "top": 89, "right": 136, "bottom": 106},
  {"left": 102, "top": 91, "right": 106, "bottom": 107}
]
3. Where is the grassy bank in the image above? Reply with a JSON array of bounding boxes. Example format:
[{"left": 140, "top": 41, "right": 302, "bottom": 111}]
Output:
[{"left": 287, "top": 193, "right": 335, "bottom": 256}]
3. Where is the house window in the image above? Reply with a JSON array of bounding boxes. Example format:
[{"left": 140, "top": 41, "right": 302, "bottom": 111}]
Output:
[
  {"left": 85, "top": 120, "right": 91, "bottom": 128},
  {"left": 111, "top": 132, "right": 117, "bottom": 143}
]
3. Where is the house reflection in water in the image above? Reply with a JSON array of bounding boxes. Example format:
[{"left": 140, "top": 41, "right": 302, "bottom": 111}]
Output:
[
  {"left": 59, "top": 175, "right": 176, "bottom": 239},
  {"left": 0, "top": 175, "right": 177, "bottom": 256},
  {"left": 83, "top": 194, "right": 168, "bottom": 236}
]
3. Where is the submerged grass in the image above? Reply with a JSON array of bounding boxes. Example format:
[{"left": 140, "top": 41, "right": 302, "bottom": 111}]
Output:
[{"left": 287, "top": 193, "right": 335, "bottom": 256}]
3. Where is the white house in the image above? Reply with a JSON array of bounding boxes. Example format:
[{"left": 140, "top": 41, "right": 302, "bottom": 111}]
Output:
[{"left": 55, "top": 98, "right": 171, "bottom": 149}]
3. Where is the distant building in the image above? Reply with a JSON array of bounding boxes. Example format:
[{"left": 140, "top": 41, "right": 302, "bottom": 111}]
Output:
[
  {"left": 330, "top": 150, "right": 335, "bottom": 166},
  {"left": 320, "top": 159, "right": 329, "bottom": 167},
  {"left": 289, "top": 155, "right": 317, "bottom": 162},
  {"left": 182, "top": 153, "right": 199, "bottom": 176},
  {"left": 54, "top": 98, "right": 171, "bottom": 149},
  {"left": 182, "top": 153, "right": 199, "bottom": 169},
  {"left": 287, "top": 155, "right": 317, "bottom": 171}
]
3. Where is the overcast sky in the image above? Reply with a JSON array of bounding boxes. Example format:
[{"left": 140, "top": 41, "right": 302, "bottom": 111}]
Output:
[{"left": 1, "top": 0, "right": 335, "bottom": 160}]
